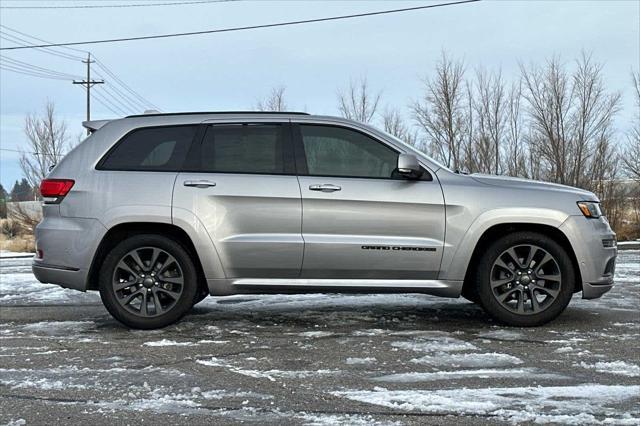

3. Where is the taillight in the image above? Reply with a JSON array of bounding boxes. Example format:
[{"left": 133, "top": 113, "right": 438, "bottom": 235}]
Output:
[{"left": 40, "top": 179, "right": 75, "bottom": 204}]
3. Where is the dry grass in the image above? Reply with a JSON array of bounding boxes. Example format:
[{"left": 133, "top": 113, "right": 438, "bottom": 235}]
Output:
[{"left": 0, "top": 219, "right": 35, "bottom": 253}]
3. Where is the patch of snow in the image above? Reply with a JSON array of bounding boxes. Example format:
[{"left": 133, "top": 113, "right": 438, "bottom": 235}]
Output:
[
  {"left": 391, "top": 338, "right": 476, "bottom": 353},
  {"left": 0, "top": 250, "right": 33, "bottom": 258},
  {"left": 477, "top": 329, "right": 525, "bottom": 340},
  {"left": 345, "top": 357, "right": 376, "bottom": 365},
  {"left": 4, "top": 420, "right": 27, "bottom": 426},
  {"left": 196, "top": 357, "right": 340, "bottom": 381},
  {"left": 578, "top": 361, "right": 640, "bottom": 377},
  {"left": 554, "top": 346, "right": 574, "bottom": 354},
  {"left": 20, "top": 320, "right": 95, "bottom": 335},
  {"left": 333, "top": 384, "right": 640, "bottom": 423},
  {"left": 372, "top": 368, "right": 565, "bottom": 382},
  {"left": 297, "top": 331, "right": 335, "bottom": 338},
  {"left": 299, "top": 413, "right": 401, "bottom": 425},
  {"left": 142, "top": 339, "right": 197, "bottom": 347},
  {"left": 410, "top": 352, "right": 522, "bottom": 368}
]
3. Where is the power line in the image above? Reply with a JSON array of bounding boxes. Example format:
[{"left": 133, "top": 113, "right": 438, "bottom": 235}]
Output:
[
  {"left": 93, "top": 59, "right": 159, "bottom": 110},
  {"left": 0, "top": 24, "right": 87, "bottom": 56},
  {"left": 0, "top": 147, "right": 65, "bottom": 158},
  {"left": 0, "top": 55, "right": 83, "bottom": 79},
  {"left": 1, "top": 25, "right": 159, "bottom": 111},
  {"left": 0, "top": 1, "right": 480, "bottom": 50},
  {"left": 1, "top": 0, "right": 234, "bottom": 10},
  {"left": 0, "top": 63, "right": 74, "bottom": 80},
  {"left": 95, "top": 84, "right": 136, "bottom": 115},
  {"left": 0, "top": 31, "right": 84, "bottom": 61}
]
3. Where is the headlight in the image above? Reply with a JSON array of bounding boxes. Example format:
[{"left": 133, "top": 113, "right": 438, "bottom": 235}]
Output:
[{"left": 577, "top": 201, "right": 602, "bottom": 218}]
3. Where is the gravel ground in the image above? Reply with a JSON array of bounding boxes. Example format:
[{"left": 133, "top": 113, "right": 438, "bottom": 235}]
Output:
[{"left": 0, "top": 250, "right": 638, "bottom": 425}]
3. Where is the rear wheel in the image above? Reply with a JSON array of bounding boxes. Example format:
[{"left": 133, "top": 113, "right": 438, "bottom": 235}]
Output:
[
  {"left": 99, "top": 234, "right": 198, "bottom": 329},
  {"left": 475, "top": 232, "right": 575, "bottom": 326}
]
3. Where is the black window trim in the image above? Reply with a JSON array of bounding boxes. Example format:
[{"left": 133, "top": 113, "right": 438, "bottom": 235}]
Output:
[
  {"left": 181, "top": 122, "right": 298, "bottom": 176},
  {"left": 291, "top": 122, "right": 433, "bottom": 182},
  {"left": 96, "top": 123, "right": 200, "bottom": 172}
]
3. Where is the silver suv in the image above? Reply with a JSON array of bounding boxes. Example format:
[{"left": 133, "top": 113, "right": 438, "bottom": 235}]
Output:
[{"left": 33, "top": 112, "right": 617, "bottom": 329}]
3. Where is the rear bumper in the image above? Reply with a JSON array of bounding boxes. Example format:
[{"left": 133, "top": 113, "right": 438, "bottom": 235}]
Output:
[
  {"left": 32, "top": 263, "right": 88, "bottom": 291},
  {"left": 33, "top": 214, "right": 106, "bottom": 291},
  {"left": 559, "top": 215, "right": 617, "bottom": 299}
]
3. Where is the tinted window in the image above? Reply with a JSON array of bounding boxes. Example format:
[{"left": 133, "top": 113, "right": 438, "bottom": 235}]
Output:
[
  {"left": 200, "top": 124, "right": 286, "bottom": 174},
  {"left": 300, "top": 125, "right": 399, "bottom": 178},
  {"left": 100, "top": 125, "right": 196, "bottom": 171}
]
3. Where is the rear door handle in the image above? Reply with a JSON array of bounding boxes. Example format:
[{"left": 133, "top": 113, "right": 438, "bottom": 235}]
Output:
[
  {"left": 309, "top": 183, "right": 341, "bottom": 193},
  {"left": 184, "top": 180, "right": 216, "bottom": 188}
]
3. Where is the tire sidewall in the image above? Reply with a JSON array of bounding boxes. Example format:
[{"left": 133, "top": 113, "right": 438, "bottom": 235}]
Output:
[
  {"left": 476, "top": 232, "right": 575, "bottom": 327},
  {"left": 99, "top": 234, "right": 198, "bottom": 329}
]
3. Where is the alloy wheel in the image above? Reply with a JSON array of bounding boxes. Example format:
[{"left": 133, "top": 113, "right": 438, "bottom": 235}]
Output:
[
  {"left": 490, "top": 244, "right": 562, "bottom": 315},
  {"left": 111, "top": 246, "right": 185, "bottom": 317}
]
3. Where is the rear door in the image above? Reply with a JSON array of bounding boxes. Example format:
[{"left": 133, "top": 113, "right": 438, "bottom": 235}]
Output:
[
  {"left": 293, "top": 123, "right": 445, "bottom": 279},
  {"left": 172, "top": 120, "right": 303, "bottom": 278}
]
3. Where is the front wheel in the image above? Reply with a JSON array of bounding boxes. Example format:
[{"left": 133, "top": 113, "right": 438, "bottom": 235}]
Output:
[
  {"left": 474, "top": 232, "right": 575, "bottom": 327},
  {"left": 98, "top": 234, "right": 198, "bottom": 329}
]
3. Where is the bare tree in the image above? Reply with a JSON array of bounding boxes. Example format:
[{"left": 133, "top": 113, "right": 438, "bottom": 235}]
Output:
[
  {"left": 20, "top": 101, "right": 69, "bottom": 192},
  {"left": 503, "top": 81, "right": 531, "bottom": 178},
  {"left": 465, "top": 67, "right": 506, "bottom": 174},
  {"left": 381, "top": 107, "right": 419, "bottom": 148},
  {"left": 256, "top": 86, "right": 288, "bottom": 112},
  {"left": 337, "top": 77, "right": 381, "bottom": 123},
  {"left": 623, "top": 71, "right": 640, "bottom": 180},
  {"left": 412, "top": 52, "right": 467, "bottom": 171},
  {"left": 520, "top": 53, "right": 621, "bottom": 190}
]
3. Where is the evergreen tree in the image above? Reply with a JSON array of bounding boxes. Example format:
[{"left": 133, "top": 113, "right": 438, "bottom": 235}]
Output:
[{"left": 0, "top": 183, "right": 7, "bottom": 218}]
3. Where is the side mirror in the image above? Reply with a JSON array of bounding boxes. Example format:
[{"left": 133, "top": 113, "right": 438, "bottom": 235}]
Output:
[{"left": 397, "top": 154, "right": 423, "bottom": 179}]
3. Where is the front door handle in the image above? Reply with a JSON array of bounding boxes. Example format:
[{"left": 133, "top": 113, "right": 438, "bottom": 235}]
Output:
[
  {"left": 184, "top": 180, "right": 216, "bottom": 188},
  {"left": 309, "top": 183, "right": 341, "bottom": 193}
]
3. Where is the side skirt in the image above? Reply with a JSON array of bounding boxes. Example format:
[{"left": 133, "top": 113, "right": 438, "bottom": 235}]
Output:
[{"left": 206, "top": 278, "right": 463, "bottom": 298}]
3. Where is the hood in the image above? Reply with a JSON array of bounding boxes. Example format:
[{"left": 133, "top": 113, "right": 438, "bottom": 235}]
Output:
[{"left": 470, "top": 174, "right": 597, "bottom": 200}]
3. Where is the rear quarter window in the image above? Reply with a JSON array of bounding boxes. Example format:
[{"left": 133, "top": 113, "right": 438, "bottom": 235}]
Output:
[{"left": 98, "top": 125, "right": 197, "bottom": 171}]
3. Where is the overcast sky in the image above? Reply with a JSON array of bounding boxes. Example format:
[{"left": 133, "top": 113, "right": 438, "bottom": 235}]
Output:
[{"left": 1, "top": 0, "right": 639, "bottom": 190}]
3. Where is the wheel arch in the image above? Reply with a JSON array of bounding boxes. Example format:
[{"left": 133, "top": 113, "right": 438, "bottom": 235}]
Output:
[
  {"left": 86, "top": 222, "right": 209, "bottom": 295},
  {"left": 460, "top": 223, "right": 583, "bottom": 300}
]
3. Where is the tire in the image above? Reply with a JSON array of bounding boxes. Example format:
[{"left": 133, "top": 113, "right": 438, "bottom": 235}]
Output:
[
  {"left": 98, "top": 234, "right": 198, "bottom": 329},
  {"left": 474, "top": 231, "right": 575, "bottom": 327}
]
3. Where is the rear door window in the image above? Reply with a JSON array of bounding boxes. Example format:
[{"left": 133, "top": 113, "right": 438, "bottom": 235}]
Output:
[
  {"left": 199, "top": 124, "right": 289, "bottom": 174},
  {"left": 99, "top": 125, "right": 197, "bottom": 171}
]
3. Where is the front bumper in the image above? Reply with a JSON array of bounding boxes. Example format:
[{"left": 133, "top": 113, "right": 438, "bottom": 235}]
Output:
[{"left": 559, "top": 215, "right": 617, "bottom": 299}]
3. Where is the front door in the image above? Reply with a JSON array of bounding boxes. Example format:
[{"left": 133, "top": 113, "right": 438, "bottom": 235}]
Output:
[
  {"left": 293, "top": 123, "right": 445, "bottom": 279},
  {"left": 173, "top": 121, "right": 303, "bottom": 278}
]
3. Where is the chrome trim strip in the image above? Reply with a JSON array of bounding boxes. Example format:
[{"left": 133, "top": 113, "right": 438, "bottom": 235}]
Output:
[{"left": 232, "top": 278, "right": 456, "bottom": 288}]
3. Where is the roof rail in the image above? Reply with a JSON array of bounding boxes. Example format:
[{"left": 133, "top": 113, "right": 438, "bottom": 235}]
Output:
[{"left": 125, "top": 111, "right": 310, "bottom": 118}]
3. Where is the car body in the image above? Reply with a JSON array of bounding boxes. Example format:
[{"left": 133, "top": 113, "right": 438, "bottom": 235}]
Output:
[{"left": 32, "top": 112, "right": 617, "bottom": 328}]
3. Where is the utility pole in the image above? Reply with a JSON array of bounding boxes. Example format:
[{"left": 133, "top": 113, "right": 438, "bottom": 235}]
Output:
[{"left": 73, "top": 53, "right": 103, "bottom": 134}]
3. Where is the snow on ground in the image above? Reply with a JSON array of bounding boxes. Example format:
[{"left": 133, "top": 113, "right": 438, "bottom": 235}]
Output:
[
  {"left": 0, "top": 250, "right": 638, "bottom": 424},
  {"left": 577, "top": 361, "right": 640, "bottom": 377},
  {"left": 410, "top": 352, "right": 523, "bottom": 368},
  {"left": 0, "top": 251, "right": 33, "bottom": 258},
  {"left": 332, "top": 385, "right": 640, "bottom": 424},
  {"left": 372, "top": 367, "right": 567, "bottom": 383},
  {"left": 142, "top": 339, "right": 198, "bottom": 347}
]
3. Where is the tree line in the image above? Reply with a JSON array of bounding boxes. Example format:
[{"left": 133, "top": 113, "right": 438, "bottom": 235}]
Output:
[
  {"left": 12, "top": 52, "right": 639, "bottom": 238},
  {"left": 256, "top": 52, "right": 639, "bottom": 239}
]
